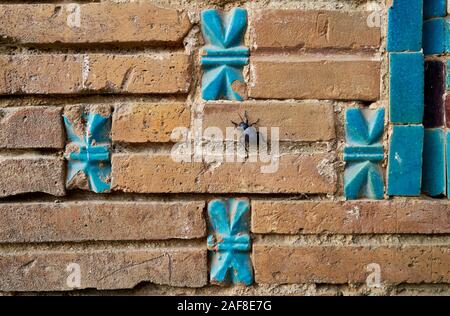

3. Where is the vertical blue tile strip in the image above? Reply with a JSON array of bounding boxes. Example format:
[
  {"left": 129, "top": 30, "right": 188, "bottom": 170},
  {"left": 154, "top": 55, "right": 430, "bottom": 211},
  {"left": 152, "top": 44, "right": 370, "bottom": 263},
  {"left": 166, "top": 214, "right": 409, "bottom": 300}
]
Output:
[
  {"left": 422, "top": 128, "right": 446, "bottom": 196},
  {"left": 387, "top": 0, "right": 425, "bottom": 197},
  {"left": 389, "top": 52, "right": 424, "bottom": 124},
  {"left": 201, "top": 8, "right": 249, "bottom": 101},
  {"left": 344, "top": 108, "right": 385, "bottom": 200},
  {"left": 387, "top": 125, "right": 424, "bottom": 196},
  {"left": 207, "top": 198, "right": 253, "bottom": 285},
  {"left": 387, "top": 0, "right": 423, "bottom": 52},
  {"left": 64, "top": 112, "right": 112, "bottom": 193}
]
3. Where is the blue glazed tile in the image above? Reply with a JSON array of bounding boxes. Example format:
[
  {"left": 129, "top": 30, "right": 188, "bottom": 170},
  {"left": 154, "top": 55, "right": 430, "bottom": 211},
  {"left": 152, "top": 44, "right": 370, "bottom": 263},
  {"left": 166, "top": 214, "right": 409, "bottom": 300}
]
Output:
[
  {"left": 447, "top": 131, "right": 450, "bottom": 198},
  {"left": 344, "top": 162, "right": 384, "bottom": 200},
  {"left": 64, "top": 110, "right": 111, "bottom": 193},
  {"left": 422, "top": 128, "right": 446, "bottom": 196},
  {"left": 389, "top": 52, "right": 424, "bottom": 124},
  {"left": 423, "top": 18, "right": 445, "bottom": 55},
  {"left": 424, "top": 0, "right": 447, "bottom": 19},
  {"left": 387, "top": 125, "right": 424, "bottom": 196},
  {"left": 201, "top": 8, "right": 249, "bottom": 101},
  {"left": 344, "top": 108, "right": 385, "bottom": 200},
  {"left": 344, "top": 108, "right": 385, "bottom": 148},
  {"left": 423, "top": 18, "right": 450, "bottom": 55},
  {"left": 207, "top": 198, "right": 253, "bottom": 285},
  {"left": 387, "top": 0, "right": 423, "bottom": 52}
]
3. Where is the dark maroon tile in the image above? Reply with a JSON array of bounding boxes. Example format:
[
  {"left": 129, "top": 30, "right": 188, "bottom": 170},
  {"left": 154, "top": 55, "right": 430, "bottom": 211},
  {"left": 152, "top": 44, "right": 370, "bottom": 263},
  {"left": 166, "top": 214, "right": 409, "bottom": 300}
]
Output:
[
  {"left": 424, "top": 60, "right": 445, "bottom": 127},
  {"left": 446, "top": 94, "right": 450, "bottom": 128}
]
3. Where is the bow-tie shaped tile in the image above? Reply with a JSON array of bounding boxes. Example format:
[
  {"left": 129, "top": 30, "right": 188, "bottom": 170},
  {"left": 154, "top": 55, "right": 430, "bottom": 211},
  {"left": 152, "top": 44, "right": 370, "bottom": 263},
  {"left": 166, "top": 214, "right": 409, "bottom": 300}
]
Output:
[
  {"left": 64, "top": 110, "right": 111, "bottom": 193},
  {"left": 207, "top": 198, "right": 253, "bottom": 285},
  {"left": 344, "top": 108, "right": 385, "bottom": 200},
  {"left": 201, "top": 8, "right": 249, "bottom": 101}
]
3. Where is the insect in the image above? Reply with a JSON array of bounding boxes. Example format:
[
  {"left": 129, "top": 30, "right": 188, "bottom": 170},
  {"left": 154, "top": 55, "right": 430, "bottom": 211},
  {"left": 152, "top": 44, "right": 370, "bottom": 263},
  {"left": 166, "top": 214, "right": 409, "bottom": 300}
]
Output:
[{"left": 231, "top": 111, "right": 264, "bottom": 152}]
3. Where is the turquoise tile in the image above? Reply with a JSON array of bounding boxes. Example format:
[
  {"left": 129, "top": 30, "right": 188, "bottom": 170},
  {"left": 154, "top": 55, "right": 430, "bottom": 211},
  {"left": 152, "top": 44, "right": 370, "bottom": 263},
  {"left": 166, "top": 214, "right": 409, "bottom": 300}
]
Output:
[
  {"left": 387, "top": 125, "right": 424, "bottom": 196},
  {"left": 423, "top": 18, "right": 445, "bottom": 55},
  {"left": 422, "top": 128, "right": 446, "bottom": 197},
  {"left": 344, "top": 108, "right": 385, "bottom": 147},
  {"left": 423, "top": 18, "right": 450, "bottom": 55},
  {"left": 447, "top": 131, "right": 450, "bottom": 198},
  {"left": 344, "top": 108, "right": 385, "bottom": 200},
  {"left": 387, "top": 0, "right": 423, "bottom": 52},
  {"left": 201, "top": 8, "right": 249, "bottom": 101},
  {"left": 389, "top": 52, "right": 424, "bottom": 124},
  {"left": 207, "top": 198, "right": 253, "bottom": 285},
  {"left": 424, "top": 0, "right": 447, "bottom": 19},
  {"left": 344, "top": 162, "right": 384, "bottom": 200},
  {"left": 64, "top": 112, "right": 112, "bottom": 193}
]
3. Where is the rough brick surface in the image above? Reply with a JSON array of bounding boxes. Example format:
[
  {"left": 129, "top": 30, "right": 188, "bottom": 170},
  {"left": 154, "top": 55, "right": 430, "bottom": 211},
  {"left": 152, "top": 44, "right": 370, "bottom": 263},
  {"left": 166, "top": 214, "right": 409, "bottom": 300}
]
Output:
[
  {"left": 111, "top": 154, "right": 336, "bottom": 194},
  {"left": 202, "top": 102, "right": 335, "bottom": 142},
  {"left": 0, "top": 248, "right": 207, "bottom": 291},
  {"left": 0, "top": 3, "right": 191, "bottom": 45},
  {"left": 84, "top": 53, "right": 190, "bottom": 94},
  {"left": 254, "top": 245, "right": 450, "bottom": 284},
  {"left": 252, "top": 10, "right": 380, "bottom": 50},
  {"left": 0, "top": 0, "right": 447, "bottom": 296},
  {"left": 0, "top": 107, "right": 64, "bottom": 148},
  {"left": 249, "top": 56, "right": 380, "bottom": 101},
  {"left": 252, "top": 200, "right": 450, "bottom": 234},
  {"left": 0, "top": 156, "right": 65, "bottom": 197},
  {"left": 0, "top": 53, "right": 190, "bottom": 95},
  {"left": 0, "top": 55, "right": 83, "bottom": 94},
  {"left": 112, "top": 103, "right": 190, "bottom": 143},
  {"left": 0, "top": 201, "right": 206, "bottom": 242}
]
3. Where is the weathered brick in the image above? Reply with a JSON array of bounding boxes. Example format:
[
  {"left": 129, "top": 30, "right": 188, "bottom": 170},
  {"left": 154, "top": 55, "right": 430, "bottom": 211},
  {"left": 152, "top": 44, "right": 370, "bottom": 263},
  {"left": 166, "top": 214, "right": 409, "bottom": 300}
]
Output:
[
  {"left": 0, "top": 156, "right": 65, "bottom": 197},
  {"left": 254, "top": 245, "right": 450, "bottom": 284},
  {"left": 0, "top": 55, "right": 83, "bottom": 94},
  {"left": 0, "top": 3, "right": 191, "bottom": 45},
  {"left": 0, "top": 107, "right": 64, "bottom": 149},
  {"left": 202, "top": 102, "right": 335, "bottom": 142},
  {"left": 0, "top": 201, "right": 205, "bottom": 242},
  {"left": 0, "top": 53, "right": 190, "bottom": 95},
  {"left": 112, "top": 103, "right": 190, "bottom": 143},
  {"left": 252, "top": 200, "right": 450, "bottom": 234},
  {"left": 0, "top": 248, "right": 207, "bottom": 291},
  {"left": 84, "top": 53, "right": 190, "bottom": 94},
  {"left": 111, "top": 154, "right": 336, "bottom": 194},
  {"left": 252, "top": 10, "right": 380, "bottom": 50},
  {"left": 249, "top": 56, "right": 380, "bottom": 101}
]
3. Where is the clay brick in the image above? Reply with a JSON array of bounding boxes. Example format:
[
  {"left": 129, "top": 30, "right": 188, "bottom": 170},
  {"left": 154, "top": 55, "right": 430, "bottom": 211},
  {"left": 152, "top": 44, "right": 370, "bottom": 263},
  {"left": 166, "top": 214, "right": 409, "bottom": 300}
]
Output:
[
  {"left": 0, "top": 107, "right": 64, "bottom": 149},
  {"left": 0, "top": 201, "right": 206, "bottom": 242},
  {"left": 0, "top": 248, "right": 207, "bottom": 291},
  {"left": 251, "top": 200, "right": 450, "bottom": 234},
  {"left": 252, "top": 10, "right": 380, "bottom": 50},
  {"left": 0, "top": 3, "right": 191, "bottom": 45},
  {"left": 202, "top": 102, "right": 335, "bottom": 142},
  {"left": 112, "top": 103, "right": 190, "bottom": 143},
  {"left": 111, "top": 153, "right": 336, "bottom": 194},
  {"left": 249, "top": 56, "right": 381, "bottom": 101},
  {"left": 84, "top": 53, "right": 190, "bottom": 94},
  {"left": 0, "top": 55, "right": 83, "bottom": 94},
  {"left": 254, "top": 245, "right": 450, "bottom": 284},
  {"left": 0, "top": 53, "right": 190, "bottom": 95},
  {"left": 0, "top": 156, "right": 65, "bottom": 197}
]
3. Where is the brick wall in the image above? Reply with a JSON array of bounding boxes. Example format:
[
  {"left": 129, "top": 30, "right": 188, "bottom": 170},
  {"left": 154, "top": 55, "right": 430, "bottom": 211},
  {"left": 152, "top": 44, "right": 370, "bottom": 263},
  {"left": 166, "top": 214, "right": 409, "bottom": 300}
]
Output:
[{"left": 0, "top": 0, "right": 449, "bottom": 296}]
